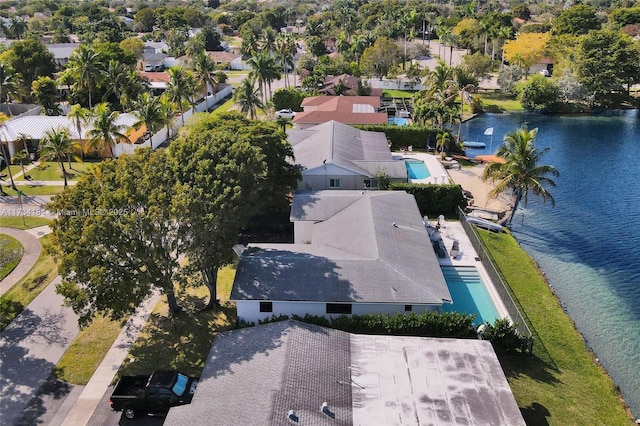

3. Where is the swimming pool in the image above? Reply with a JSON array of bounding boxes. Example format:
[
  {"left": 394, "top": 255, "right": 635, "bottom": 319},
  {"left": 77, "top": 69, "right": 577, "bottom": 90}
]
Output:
[
  {"left": 388, "top": 117, "right": 409, "bottom": 125},
  {"left": 441, "top": 266, "right": 500, "bottom": 326},
  {"left": 405, "top": 159, "right": 431, "bottom": 179}
]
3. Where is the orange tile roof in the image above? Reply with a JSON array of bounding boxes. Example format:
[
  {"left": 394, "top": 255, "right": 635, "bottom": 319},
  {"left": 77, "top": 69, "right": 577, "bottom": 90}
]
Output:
[{"left": 295, "top": 96, "right": 386, "bottom": 125}]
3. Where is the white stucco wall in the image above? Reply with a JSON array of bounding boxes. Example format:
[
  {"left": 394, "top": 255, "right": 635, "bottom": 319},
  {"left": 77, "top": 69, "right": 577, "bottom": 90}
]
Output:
[
  {"left": 235, "top": 300, "right": 440, "bottom": 323},
  {"left": 293, "top": 222, "right": 314, "bottom": 244}
]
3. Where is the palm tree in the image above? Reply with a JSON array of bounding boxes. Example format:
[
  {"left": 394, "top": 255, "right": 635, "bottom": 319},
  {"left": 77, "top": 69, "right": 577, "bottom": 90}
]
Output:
[
  {"left": 247, "top": 50, "right": 281, "bottom": 102},
  {"left": 86, "top": 103, "right": 130, "bottom": 158},
  {"left": 67, "top": 104, "right": 91, "bottom": 157},
  {"left": 8, "top": 16, "right": 26, "bottom": 39},
  {"left": 102, "top": 60, "right": 129, "bottom": 107},
  {"left": 261, "top": 27, "right": 277, "bottom": 54},
  {"left": 275, "top": 33, "right": 295, "bottom": 88},
  {"left": 133, "top": 93, "right": 163, "bottom": 147},
  {"left": 12, "top": 150, "right": 29, "bottom": 177},
  {"left": 233, "top": 76, "right": 263, "bottom": 119},
  {"left": 482, "top": 127, "right": 559, "bottom": 226},
  {"left": 276, "top": 116, "right": 292, "bottom": 133},
  {"left": 0, "top": 61, "right": 21, "bottom": 116},
  {"left": 66, "top": 45, "right": 103, "bottom": 108},
  {"left": 191, "top": 52, "right": 216, "bottom": 112},
  {"left": 158, "top": 94, "right": 177, "bottom": 144},
  {"left": 435, "top": 131, "right": 451, "bottom": 159},
  {"left": 166, "top": 66, "right": 194, "bottom": 125},
  {"left": 39, "top": 128, "right": 81, "bottom": 187}
]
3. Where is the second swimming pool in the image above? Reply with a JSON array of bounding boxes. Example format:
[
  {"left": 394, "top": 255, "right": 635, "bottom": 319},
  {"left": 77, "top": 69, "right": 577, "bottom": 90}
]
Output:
[{"left": 441, "top": 266, "right": 501, "bottom": 326}]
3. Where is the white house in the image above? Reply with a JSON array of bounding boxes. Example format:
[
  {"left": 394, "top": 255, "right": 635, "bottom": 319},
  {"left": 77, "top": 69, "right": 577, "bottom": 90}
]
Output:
[
  {"left": 230, "top": 190, "right": 452, "bottom": 323},
  {"left": 288, "top": 120, "right": 407, "bottom": 191}
]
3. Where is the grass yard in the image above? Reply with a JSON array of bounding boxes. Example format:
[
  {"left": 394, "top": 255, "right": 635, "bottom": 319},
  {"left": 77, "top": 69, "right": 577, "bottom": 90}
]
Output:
[
  {"left": 0, "top": 235, "right": 57, "bottom": 331},
  {"left": 0, "top": 234, "right": 23, "bottom": 281},
  {"left": 382, "top": 89, "right": 417, "bottom": 98},
  {"left": 1, "top": 185, "right": 66, "bottom": 196},
  {"left": 478, "top": 91, "right": 524, "bottom": 112},
  {"left": 0, "top": 217, "right": 52, "bottom": 229},
  {"left": 16, "top": 161, "right": 96, "bottom": 181},
  {"left": 211, "top": 98, "right": 235, "bottom": 115},
  {"left": 477, "top": 229, "right": 633, "bottom": 425}
]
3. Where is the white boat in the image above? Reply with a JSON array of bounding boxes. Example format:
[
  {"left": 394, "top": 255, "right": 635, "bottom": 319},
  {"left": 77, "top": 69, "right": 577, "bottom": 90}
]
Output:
[
  {"left": 463, "top": 141, "right": 486, "bottom": 148},
  {"left": 466, "top": 216, "right": 505, "bottom": 233}
]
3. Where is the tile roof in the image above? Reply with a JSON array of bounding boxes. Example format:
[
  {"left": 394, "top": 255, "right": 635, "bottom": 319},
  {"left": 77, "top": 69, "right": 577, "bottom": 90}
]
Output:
[
  {"left": 165, "top": 320, "right": 526, "bottom": 426},
  {"left": 230, "top": 191, "right": 450, "bottom": 304},
  {"left": 206, "top": 51, "right": 242, "bottom": 62},
  {"left": 287, "top": 121, "right": 406, "bottom": 179},
  {"left": 294, "top": 96, "right": 387, "bottom": 126}
]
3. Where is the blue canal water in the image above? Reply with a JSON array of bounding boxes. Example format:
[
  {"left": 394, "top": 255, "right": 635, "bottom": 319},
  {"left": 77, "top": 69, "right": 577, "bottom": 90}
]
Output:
[{"left": 460, "top": 110, "right": 640, "bottom": 418}]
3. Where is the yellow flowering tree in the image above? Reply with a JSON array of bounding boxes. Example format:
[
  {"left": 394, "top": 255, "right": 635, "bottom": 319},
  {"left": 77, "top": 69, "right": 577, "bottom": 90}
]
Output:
[{"left": 503, "top": 32, "right": 551, "bottom": 78}]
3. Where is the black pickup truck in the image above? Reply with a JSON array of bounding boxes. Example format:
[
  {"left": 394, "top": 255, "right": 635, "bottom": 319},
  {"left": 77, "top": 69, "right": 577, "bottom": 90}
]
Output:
[{"left": 109, "top": 370, "right": 198, "bottom": 419}]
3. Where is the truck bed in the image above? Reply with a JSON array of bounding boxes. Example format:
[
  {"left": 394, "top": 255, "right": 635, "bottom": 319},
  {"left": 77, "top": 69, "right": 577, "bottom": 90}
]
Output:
[{"left": 111, "top": 375, "right": 150, "bottom": 398}]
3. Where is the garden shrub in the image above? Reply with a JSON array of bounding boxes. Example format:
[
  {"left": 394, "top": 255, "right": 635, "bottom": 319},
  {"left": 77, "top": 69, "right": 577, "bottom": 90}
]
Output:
[
  {"left": 355, "top": 124, "right": 440, "bottom": 151},
  {"left": 480, "top": 318, "right": 532, "bottom": 353},
  {"left": 389, "top": 183, "right": 467, "bottom": 216}
]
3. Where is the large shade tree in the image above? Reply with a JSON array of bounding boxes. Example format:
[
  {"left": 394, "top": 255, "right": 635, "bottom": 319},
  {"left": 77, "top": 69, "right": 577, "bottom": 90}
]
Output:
[
  {"left": 48, "top": 113, "right": 299, "bottom": 324},
  {"left": 482, "top": 127, "right": 559, "bottom": 226}
]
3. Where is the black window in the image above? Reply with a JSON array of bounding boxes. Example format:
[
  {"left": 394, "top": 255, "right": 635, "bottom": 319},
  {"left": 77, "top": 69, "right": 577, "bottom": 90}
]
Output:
[
  {"left": 404, "top": 305, "right": 413, "bottom": 312},
  {"left": 326, "top": 303, "right": 352, "bottom": 314},
  {"left": 259, "top": 302, "right": 273, "bottom": 313}
]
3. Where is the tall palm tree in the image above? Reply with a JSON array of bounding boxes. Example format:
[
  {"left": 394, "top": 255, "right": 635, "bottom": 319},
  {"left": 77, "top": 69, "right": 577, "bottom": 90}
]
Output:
[
  {"left": 261, "top": 27, "right": 277, "bottom": 54},
  {"left": 158, "top": 94, "right": 177, "bottom": 144},
  {"left": 66, "top": 45, "right": 103, "bottom": 108},
  {"left": 67, "top": 104, "right": 91, "bottom": 157},
  {"left": 86, "top": 103, "right": 130, "bottom": 158},
  {"left": 275, "top": 33, "right": 295, "bottom": 88},
  {"left": 247, "top": 50, "right": 281, "bottom": 102},
  {"left": 191, "top": 52, "right": 216, "bottom": 111},
  {"left": 39, "top": 128, "right": 81, "bottom": 187},
  {"left": 483, "top": 127, "right": 559, "bottom": 226},
  {"left": 233, "top": 76, "right": 263, "bottom": 119},
  {"left": 133, "top": 93, "right": 163, "bottom": 147},
  {"left": 102, "top": 60, "right": 129, "bottom": 107},
  {"left": 166, "top": 66, "right": 194, "bottom": 125}
]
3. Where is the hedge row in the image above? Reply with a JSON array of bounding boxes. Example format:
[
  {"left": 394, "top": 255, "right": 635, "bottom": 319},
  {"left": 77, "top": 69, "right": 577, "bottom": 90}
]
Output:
[
  {"left": 354, "top": 124, "right": 441, "bottom": 151},
  {"left": 390, "top": 183, "right": 467, "bottom": 216},
  {"left": 258, "top": 311, "right": 478, "bottom": 338}
]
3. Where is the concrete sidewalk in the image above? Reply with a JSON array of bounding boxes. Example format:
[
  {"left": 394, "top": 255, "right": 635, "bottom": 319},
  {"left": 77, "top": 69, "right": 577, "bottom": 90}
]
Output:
[
  {"left": 61, "top": 292, "right": 161, "bottom": 426},
  {"left": 0, "top": 227, "right": 42, "bottom": 296}
]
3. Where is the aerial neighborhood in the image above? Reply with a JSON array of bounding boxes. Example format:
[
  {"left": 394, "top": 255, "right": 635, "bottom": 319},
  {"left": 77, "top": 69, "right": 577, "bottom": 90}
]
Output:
[{"left": 0, "top": 0, "right": 638, "bottom": 425}]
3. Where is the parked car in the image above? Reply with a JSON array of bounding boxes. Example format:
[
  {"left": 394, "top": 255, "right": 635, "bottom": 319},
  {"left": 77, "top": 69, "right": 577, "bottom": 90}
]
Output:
[
  {"left": 109, "top": 370, "right": 198, "bottom": 419},
  {"left": 276, "top": 109, "right": 296, "bottom": 119}
]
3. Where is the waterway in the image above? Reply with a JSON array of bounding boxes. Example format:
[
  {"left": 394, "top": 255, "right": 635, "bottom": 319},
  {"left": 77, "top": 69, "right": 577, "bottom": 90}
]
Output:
[{"left": 460, "top": 110, "right": 640, "bottom": 418}]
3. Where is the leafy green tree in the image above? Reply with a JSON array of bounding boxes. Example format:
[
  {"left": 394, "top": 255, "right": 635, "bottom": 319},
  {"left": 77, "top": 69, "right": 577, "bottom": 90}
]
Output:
[
  {"left": 577, "top": 30, "right": 640, "bottom": 103},
  {"left": 461, "top": 52, "right": 492, "bottom": 81},
  {"left": 512, "top": 3, "right": 531, "bottom": 21},
  {"left": 272, "top": 88, "right": 305, "bottom": 111},
  {"left": 0, "top": 38, "right": 56, "bottom": 98},
  {"left": 557, "top": 71, "right": 586, "bottom": 103},
  {"left": 31, "top": 76, "right": 61, "bottom": 115},
  {"left": 497, "top": 65, "right": 523, "bottom": 95},
  {"left": 233, "top": 76, "right": 264, "bottom": 119},
  {"left": 86, "top": 103, "right": 129, "bottom": 158},
  {"left": 552, "top": 4, "right": 600, "bottom": 36},
  {"left": 0, "top": 61, "right": 21, "bottom": 114},
  {"left": 361, "top": 37, "right": 401, "bottom": 79},
  {"left": 482, "top": 127, "right": 559, "bottom": 226},
  {"left": 134, "top": 7, "right": 156, "bottom": 32},
  {"left": 39, "top": 128, "right": 81, "bottom": 187},
  {"left": 518, "top": 74, "right": 559, "bottom": 111}
]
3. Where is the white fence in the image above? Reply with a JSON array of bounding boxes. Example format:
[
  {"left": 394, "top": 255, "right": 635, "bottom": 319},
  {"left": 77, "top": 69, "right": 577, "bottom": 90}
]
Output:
[{"left": 114, "top": 84, "right": 233, "bottom": 157}]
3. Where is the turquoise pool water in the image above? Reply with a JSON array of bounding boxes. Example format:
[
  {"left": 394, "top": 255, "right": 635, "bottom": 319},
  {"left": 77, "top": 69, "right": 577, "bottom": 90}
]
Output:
[
  {"left": 441, "top": 266, "right": 500, "bottom": 326},
  {"left": 405, "top": 159, "right": 431, "bottom": 179},
  {"left": 388, "top": 117, "right": 409, "bottom": 125}
]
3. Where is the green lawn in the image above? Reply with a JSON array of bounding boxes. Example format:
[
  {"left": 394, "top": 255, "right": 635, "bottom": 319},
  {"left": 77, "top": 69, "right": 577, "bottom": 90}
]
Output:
[
  {"left": 0, "top": 234, "right": 23, "bottom": 281},
  {"left": 16, "top": 161, "right": 96, "bottom": 181},
  {"left": 477, "top": 229, "right": 633, "bottom": 425},
  {"left": 0, "top": 235, "right": 58, "bottom": 331},
  {"left": 1, "top": 185, "right": 66, "bottom": 196},
  {"left": 382, "top": 89, "right": 417, "bottom": 98},
  {"left": 478, "top": 91, "right": 524, "bottom": 112},
  {"left": 211, "top": 98, "right": 235, "bottom": 115},
  {"left": 55, "top": 264, "right": 238, "bottom": 385},
  {"left": 0, "top": 217, "right": 52, "bottom": 229}
]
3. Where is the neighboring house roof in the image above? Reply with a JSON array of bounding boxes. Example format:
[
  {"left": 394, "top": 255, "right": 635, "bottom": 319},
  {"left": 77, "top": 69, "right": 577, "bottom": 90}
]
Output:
[
  {"left": 231, "top": 190, "right": 451, "bottom": 305},
  {"left": 45, "top": 43, "right": 80, "bottom": 60},
  {"left": 320, "top": 73, "right": 358, "bottom": 95},
  {"left": 288, "top": 120, "right": 406, "bottom": 179},
  {"left": 294, "top": 96, "right": 387, "bottom": 126},
  {"left": 206, "top": 51, "right": 242, "bottom": 62},
  {"left": 165, "top": 320, "right": 526, "bottom": 426},
  {"left": 140, "top": 71, "right": 170, "bottom": 83},
  {"left": 144, "top": 41, "right": 168, "bottom": 53},
  {"left": 142, "top": 52, "right": 168, "bottom": 62},
  {"left": 0, "top": 114, "right": 138, "bottom": 141}
]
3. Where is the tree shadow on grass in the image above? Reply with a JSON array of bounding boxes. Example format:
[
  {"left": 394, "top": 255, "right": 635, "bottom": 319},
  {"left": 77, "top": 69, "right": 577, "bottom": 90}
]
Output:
[
  {"left": 520, "top": 402, "right": 551, "bottom": 426},
  {"left": 498, "top": 352, "right": 562, "bottom": 386}
]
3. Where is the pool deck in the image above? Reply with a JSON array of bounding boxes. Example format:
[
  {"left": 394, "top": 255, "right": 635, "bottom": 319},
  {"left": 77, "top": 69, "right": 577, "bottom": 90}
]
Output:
[
  {"left": 430, "top": 220, "right": 511, "bottom": 322},
  {"left": 395, "top": 152, "right": 450, "bottom": 184}
]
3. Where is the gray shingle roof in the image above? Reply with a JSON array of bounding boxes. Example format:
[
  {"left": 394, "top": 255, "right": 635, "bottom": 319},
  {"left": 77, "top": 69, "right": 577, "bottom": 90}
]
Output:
[
  {"left": 165, "top": 321, "right": 352, "bottom": 426},
  {"left": 231, "top": 191, "right": 450, "bottom": 304},
  {"left": 165, "top": 320, "right": 526, "bottom": 426},
  {"left": 288, "top": 121, "right": 406, "bottom": 179}
]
